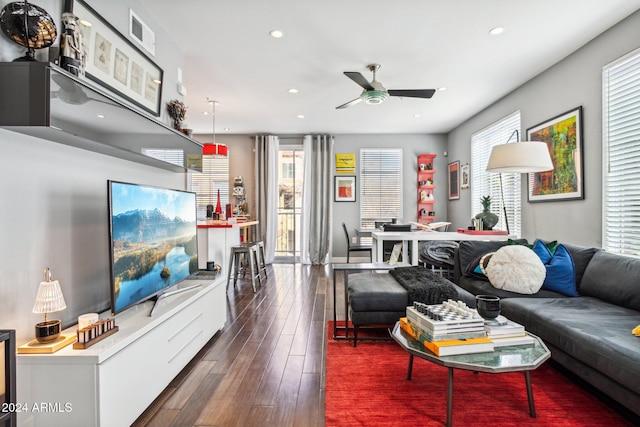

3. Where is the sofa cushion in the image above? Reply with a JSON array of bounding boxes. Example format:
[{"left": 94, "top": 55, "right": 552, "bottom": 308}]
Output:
[
  {"left": 562, "top": 243, "right": 600, "bottom": 290},
  {"left": 485, "top": 245, "right": 545, "bottom": 294},
  {"left": 348, "top": 273, "right": 408, "bottom": 312},
  {"left": 465, "top": 252, "right": 495, "bottom": 280},
  {"left": 532, "top": 241, "right": 579, "bottom": 297},
  {"left": 457, "top": 276, "right": 569, "bottom": 299},
  {"left": 456, "top": 239, "right": 528, "bottom": 282},
  {"left": 501, "top": 297, "right": 640, "bottom": 396},
  {"left": 580, "top": 251, "right": 640, "bottom": 312}
]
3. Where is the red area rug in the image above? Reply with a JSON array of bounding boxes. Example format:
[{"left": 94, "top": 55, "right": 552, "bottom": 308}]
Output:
[{"left": 325, "top": 321, "right": 632, "bottom": 426}]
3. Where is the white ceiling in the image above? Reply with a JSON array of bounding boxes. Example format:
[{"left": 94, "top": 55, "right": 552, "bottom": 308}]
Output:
[{"left": 140, "top": 0, "right": 640, "bottom": 135}]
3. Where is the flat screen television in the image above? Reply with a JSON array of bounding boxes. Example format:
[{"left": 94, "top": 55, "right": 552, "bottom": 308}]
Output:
[{"left": 108, "top": 180, "right": 199, "bottom": 315}]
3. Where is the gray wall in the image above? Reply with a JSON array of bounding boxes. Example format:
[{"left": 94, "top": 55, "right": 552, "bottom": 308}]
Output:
[
  {"left": 0, "top": 130, "right": 184, "bottom": 343},
  {"left": 447, "top": 10, "right": 640, "bottom": 247},
  {"left": 0, "top": 0, "right": 187, "bottom": 343},
  {"left": 331, "top": 134, "right": 447, "bottom": 259}
]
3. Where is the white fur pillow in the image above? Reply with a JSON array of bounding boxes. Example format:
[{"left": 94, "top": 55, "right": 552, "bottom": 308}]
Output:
[{"left": 485, "top": 245, "right": 545, "bottom": 294}]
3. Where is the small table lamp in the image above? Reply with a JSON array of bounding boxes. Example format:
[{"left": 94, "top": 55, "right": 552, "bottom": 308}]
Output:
[{"left": 32, "top": 268, "right": 67, "bottom": 343}]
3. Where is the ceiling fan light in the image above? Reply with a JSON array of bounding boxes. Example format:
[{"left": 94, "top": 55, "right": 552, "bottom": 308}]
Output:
[{"left": 361, "top": 90, "right": 389, "bottom": 105}]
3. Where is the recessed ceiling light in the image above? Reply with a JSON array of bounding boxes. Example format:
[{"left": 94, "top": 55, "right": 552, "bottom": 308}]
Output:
[
  {"left": 413, "top": 114, "right": 422, "bottom": 118},
  {"left": 288, "top": 88, "right": 299, "bottom": 94},
  {"left": 224, "top": 128, "right": 230, "bottom": 131},
  {"left": 297, "top": 114, "right": 305, "bottom": 119},
  {"left": 489, "top": 27, "right": 504, "bottom": 36},
  {"left": 203, "top": 111, "right": 209, "bottom": 115},
  {"left": 269, "top": 30, "right": 284, "bottom": 38},
  {"left": 97, "top": 114, "right": 105, "bottom": 119},
  {"left": 438, "top": 87, "right": 447, "bottom": 91}
]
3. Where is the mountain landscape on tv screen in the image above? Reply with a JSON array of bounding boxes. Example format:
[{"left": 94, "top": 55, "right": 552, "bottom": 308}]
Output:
[
  {"left": 111, "top": 207, "right": 198, "bottom": 303},
  {"left": 112, "top": 208, "right": 194, "bottom": 243}
]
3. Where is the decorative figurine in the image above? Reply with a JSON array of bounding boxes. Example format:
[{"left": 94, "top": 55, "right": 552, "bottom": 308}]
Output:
[{"left": 59, "top": 12, "right": 85, "bottom": 76}]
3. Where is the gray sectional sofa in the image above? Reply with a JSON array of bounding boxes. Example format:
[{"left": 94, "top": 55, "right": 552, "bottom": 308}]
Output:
[{"left": 453, "top": 239, "right": 640, "bottom": 417}]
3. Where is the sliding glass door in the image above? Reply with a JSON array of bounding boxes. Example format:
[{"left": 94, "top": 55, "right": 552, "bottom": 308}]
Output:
[{"left": 275, "top": 147, "right": 304, "bottom": 261}]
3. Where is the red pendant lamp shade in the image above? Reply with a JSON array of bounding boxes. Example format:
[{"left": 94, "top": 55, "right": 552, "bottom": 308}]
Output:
[{"left": 202, "top": 143, "right": 228, "bottom": 156}]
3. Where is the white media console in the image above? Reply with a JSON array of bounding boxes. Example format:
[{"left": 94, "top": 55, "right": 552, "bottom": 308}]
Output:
[{"left": 16, "top": 276, "right": 226, "bottom": 427}]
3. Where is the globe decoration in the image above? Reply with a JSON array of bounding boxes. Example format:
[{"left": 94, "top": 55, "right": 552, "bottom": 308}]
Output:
[{"left": 0, "top": 1, "right": 57, "bottom": 61}]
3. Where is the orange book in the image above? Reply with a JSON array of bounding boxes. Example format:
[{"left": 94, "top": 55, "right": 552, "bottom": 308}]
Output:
[
  {"left": 423, "top": 336, "right": 494, "bottom": 356},
  {"left": 400, "top": 317, "right": 494, "bottom": 356}
]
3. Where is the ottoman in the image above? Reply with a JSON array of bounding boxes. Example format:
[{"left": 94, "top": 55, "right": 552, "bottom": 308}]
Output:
[{"left": 347, "top": 273, "right": 408, "bottom": 346}]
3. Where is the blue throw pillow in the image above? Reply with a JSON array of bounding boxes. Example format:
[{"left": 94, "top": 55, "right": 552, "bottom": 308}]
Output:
[{"left": 532, "top": 240, "right": 579, "bottom": 296}]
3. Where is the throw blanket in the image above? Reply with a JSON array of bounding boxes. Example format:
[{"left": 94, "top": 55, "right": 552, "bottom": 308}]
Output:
[
  {"left": 419, "top": 240, "right": 459, "bottom": 266},
  {"left": 390, "top": 266, "right": 458, "bottom": 305}
]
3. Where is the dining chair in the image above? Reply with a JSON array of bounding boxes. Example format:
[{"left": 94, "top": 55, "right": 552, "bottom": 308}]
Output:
[{"left": 342, "top": 223, "right": 372, "bottom": 263}]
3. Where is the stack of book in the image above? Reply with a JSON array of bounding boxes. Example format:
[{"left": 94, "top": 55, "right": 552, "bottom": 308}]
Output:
[
  {"left": 401, "top": 301, "right": 494, "bottom": 356},
  {"left": 484, "top": 316, "right": 535, "bottom": 347}
]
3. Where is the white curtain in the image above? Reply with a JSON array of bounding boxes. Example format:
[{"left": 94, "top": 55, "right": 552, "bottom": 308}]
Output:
[
  {"left": 254, "top": 135, "right": 279, "bottom": 263},
  {"left": 300, "top": 135, "right": 333, "bottom": 265}
]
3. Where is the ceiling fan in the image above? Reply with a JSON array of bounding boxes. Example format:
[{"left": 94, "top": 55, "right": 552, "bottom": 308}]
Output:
[{"left": 336, "top": 64, "right": 435, "bottom": 109}]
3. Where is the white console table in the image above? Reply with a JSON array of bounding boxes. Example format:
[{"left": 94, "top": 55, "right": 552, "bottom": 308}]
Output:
[{"left": 17, "top": 276, "right": 226, "bottom": 427}]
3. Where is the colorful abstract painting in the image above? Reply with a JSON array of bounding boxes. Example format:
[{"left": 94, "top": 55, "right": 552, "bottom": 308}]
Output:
[{"left": 527, "top": 107, "right": 584, "bottom": 202}]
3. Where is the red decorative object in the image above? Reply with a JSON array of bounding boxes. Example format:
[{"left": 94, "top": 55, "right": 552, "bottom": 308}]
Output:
[
  {"left": 457, "top": 228, "right": 508, "bottom": 235},
  {"left": 215, "top": 189, "right": 222, "bottom": 214},
  {"left": 202, "top": 143, "right": 228, "bottom": 156}
]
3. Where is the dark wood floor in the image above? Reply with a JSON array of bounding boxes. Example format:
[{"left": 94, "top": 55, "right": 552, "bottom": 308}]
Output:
[{"left": 133, "top": 263, "right": 332, "bottom": 427}]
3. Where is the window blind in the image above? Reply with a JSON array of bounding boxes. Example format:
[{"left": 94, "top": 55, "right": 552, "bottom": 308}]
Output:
[
  {"left": 471, "top": 112, "right": 522, "bottom": 236},
  {"left": 603, "top": 48, "right": 640, "bottom": 256},
  {"left": 188, "top": 155, "right": 229, "bottom": 219},
  {"left": 141, "top": 149, "right": 184, "bottom": 167},
  {"left": 359, "top": 148, "right": 403, "bottom": 231}
]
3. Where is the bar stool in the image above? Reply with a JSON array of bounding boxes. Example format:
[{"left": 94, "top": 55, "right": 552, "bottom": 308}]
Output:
[
  {"left": 239, "top": 240, "right": 267, "bottom": 283},
  {"left": 227, "top": 244, "right": 260, "bottom": 293}
]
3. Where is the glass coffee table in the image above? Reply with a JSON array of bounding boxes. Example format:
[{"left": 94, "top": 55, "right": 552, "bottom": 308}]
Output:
[{"left": 391, "top": 322, "right": 551, "bottom": 427}]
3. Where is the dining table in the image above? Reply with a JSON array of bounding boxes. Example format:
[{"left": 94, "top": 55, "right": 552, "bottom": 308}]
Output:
[{"left": 370, "top": 230, "right": 509, "bottom": 265}]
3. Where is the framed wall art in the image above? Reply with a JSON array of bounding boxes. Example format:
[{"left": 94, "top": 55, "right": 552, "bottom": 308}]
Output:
[
  {"left": 65, "top": 0, "right": 163, "bottom": 116},
  {"left": 335, "top": 176, "right": 356, "bottom": 202},
  {"left": 335, "top": 153, "right": 356, "bottom": 174},
  {"left": 448, "top": 161, "right": 460, "bottom": 200},
  {"left": 527, "top": 106, "right": 584, "bottom": 202},
  {"left": 461, "top": 163, "right": 470, "bottom": 189}
]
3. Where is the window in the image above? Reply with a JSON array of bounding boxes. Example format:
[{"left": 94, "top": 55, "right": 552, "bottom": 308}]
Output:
[
  {"left": 359, "top": 148, "right": 403, "bottom": 232},
  {"left": 141, "top": 149, "right": 184, "bottom": 168},
  {"left": 603, "top": 48, "right": 640, "bottom": 256},
  {"left": 471, "top": 112, "right": 522, "bottom": 236},
  {"left": 276, "top": 147, "right": 304, "bottom": 260},
  {"left": 188, "top": 155, "right": 229, "bottom": 219}
]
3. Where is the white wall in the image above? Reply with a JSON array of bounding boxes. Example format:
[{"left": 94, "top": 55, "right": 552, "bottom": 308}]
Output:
[
  {"left": 447, "top": 10, "right": 640, "bottom": 247},
  {"left": 331, "top": 134, "right": 447, "bottom": 259}
]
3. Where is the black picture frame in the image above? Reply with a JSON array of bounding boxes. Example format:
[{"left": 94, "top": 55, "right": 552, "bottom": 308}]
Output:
[
  {"left": 64, "top": 0, "right": 164, "bottom": 117},
  {"left": 448, "top": 161, "right": 460, "bottom": 200},
  {"left": 527, "top": 106, "right": 584, "bottom": 202},
  {"left": 335, "top": 176, "right": 356, "bottom": 202}
]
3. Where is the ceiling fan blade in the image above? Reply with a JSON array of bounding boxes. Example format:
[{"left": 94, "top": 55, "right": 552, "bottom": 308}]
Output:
[
  {"left": 336, "top": 98, "right": 362, "bottom": 109},
  {"left": 344, "top": 72, "right": 374, "bottom": 91},
  {"left": 388, "top": 89, "right": 436, "bottom": 99}
]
